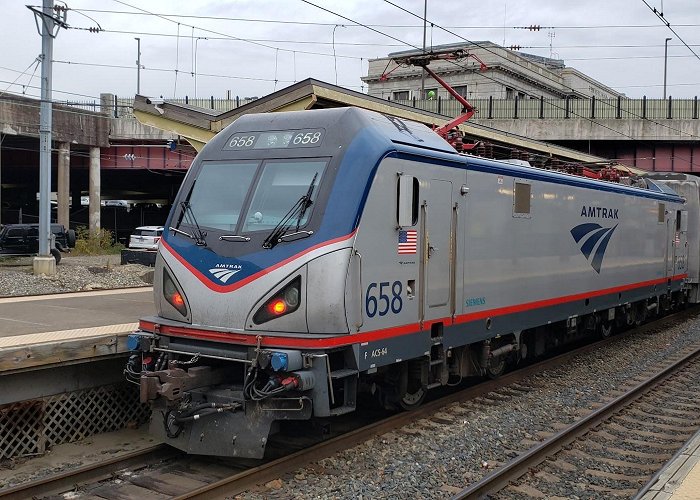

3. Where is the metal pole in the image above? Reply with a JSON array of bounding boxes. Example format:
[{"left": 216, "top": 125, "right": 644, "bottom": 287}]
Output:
[
  {"left": 38, "top": 0, "right": 55, "bottom": 259},
  {"left": 332, "top": 26, "right": 344, "bottom": 85},
  {"left": 135, "top": 37, "right": 141, "bottom": 94},
  {"left": 194, "top": 37, "right": 206, "bottom": 99},
  {"left": 664, "top": 37, "right": 672, "bottom": 99},
  {"left": 420, "top": 0, "right": 427, "bottom": 98}
]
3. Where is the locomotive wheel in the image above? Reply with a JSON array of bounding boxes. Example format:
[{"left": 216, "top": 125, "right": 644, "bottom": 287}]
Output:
[
  {"left": 398, "top": 359, "right": 428, "bottom": 410},
  {"left": 599, "top": 320, "right": 613, "bottom": 338},
  {"left": 399, "top": 383, "right": 427, "bottom": 410},
  {"left": 485, "top": 357, "right": 505, "bottom": 379}
]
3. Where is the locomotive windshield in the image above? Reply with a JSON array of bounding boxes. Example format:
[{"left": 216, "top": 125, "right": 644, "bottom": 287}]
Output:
[
  {"left": 242, "top": 160, "right": 325, "bottom": 232},
  {"left": 185, "top": 159, "right": 326, "bottom": 234}
]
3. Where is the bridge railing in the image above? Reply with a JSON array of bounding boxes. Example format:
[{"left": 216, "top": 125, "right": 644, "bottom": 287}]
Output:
[{"left": 392, "top": 96, "right": 700, "bottom": 121}]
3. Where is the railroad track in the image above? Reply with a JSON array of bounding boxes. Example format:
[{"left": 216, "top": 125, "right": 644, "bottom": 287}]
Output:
[
  {"left": 453, "top": 339, "right": 700, "bottom": 499},
  {"left": 2, "top": 309, "right": 697, "bottom": 499}
]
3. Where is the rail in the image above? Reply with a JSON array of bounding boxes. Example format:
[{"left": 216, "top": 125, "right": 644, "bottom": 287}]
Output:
[
  {"left": 0, "top": 445, "right": 173, "bottom": 500},
  {"left": 452, "top": 339, "right": 700, "bottom": 499}
]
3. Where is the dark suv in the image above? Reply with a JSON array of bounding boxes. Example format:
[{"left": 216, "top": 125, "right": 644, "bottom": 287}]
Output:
[{"left": 0, "top": 223, "right": 76, "bottom": 264}]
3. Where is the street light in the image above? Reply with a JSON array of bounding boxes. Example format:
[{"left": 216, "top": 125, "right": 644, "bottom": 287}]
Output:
[
  {"left": 664, "top": 37, "right": 672, "bottom": 99},
  {"left": 194, "top": 37, "right": 208, "bottom": 100},
  {"left": 332, "top": 25, "right": 345, "bottom": 85}
]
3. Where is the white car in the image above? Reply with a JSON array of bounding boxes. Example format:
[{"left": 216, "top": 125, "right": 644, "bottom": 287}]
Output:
[{"left": 129, "top": 226, "right": 164, "bottom": 251}]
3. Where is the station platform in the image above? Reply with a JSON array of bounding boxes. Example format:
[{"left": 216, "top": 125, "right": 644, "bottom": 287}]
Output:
[
  {"left": 0, "top": 288, "right": 154, "bottom": 372},
  {"left": 639, "top": 429, "right": 700, "bottom": 499}
]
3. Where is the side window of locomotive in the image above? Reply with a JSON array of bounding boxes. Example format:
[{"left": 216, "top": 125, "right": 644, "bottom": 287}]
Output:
[
  {"left": 242, "top": 159, "right": 327, "bottom": 232},
  {"left": 658, "top": 203, "right": 666, "bottom": 224},
  {"left": 187, "top": 161, "right": 259, "bottom": 231},
  {"left": 397, "top": 175, "right": 419, "bottom": 227},
  {"left": 513, "top": 181, "right": 532, "bottom": 218}
]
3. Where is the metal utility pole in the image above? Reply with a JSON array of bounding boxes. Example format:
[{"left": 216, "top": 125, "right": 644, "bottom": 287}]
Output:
[
  {"left": 664, "top": 37, "right": 672, "bottom": 99},
  {"left": 135, "top": 37, "right": 141, "bottom": 94},
  {"left": 28, "top": 0, "right": 66, "bottom": 274},
  {"left": 420, "top": 0, "right": 427, "bottom": 98},
  {"left": 38, "top": 0, "right": 56, "bottom": 266}
]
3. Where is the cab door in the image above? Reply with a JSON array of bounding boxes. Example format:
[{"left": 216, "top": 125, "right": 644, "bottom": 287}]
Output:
[
  {"left": 674, "top": 210, "right": 688, "bottom": 276},
  {"left": 420, "top": 174, "right": 463, "bottom": 322}
]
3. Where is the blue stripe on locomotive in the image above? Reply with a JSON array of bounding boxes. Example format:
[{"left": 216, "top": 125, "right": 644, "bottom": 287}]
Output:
[{"left": 162, "top": 108, "right": 684, "bottom": 289}]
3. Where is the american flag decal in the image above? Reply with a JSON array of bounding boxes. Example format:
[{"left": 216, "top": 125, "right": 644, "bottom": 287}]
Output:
[{"left": 398, "top": 230, "right": 417, "bottom": 254}]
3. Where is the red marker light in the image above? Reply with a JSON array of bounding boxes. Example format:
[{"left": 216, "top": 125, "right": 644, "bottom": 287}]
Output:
[
  {"left": 172, "top": 292, "right": 185, "bottom": 307},
  {"left": 269, "top": 300, "right": 287, "bottom": 315}
]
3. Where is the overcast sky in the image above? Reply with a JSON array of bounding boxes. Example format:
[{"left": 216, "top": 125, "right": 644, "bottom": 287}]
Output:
[{"left": 1, "top": 0, "right": 699, "bottom": 103}]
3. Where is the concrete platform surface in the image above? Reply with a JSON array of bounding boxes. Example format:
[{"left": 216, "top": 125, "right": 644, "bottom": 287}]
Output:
[
  {"left": 0, "top": 287, "right": 154, "bottom": 337},
  {"left": 640, "top": 429, "right": 700, "bottom": 500}
]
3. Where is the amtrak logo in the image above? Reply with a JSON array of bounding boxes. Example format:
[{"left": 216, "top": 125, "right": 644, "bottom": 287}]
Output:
[
  {"left": 208, "top": 264, "right": 242, "bottom": 283},
  {"left": 570, "top": 223, "right": 618, "bottom": 274}
]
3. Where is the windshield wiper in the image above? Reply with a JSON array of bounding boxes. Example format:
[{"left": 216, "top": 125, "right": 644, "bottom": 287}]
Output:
[
  {"left": 180, "top": 201, "right": 207, "bottom": 246},
  {"left": 219, "top": 235, "right": 250, "bottom": 242},
  {"left": 262, "top": 173, "right": 318, "bottom": 249},
  {"left": 295, "top": 172, "right": 318, "bottom": 231}
]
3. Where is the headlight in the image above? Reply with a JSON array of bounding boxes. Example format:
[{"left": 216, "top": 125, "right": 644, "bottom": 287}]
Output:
[
  {"left": 163, "top": 267, "right": 188, "bottom": 317},
  {"left": 253, "top": 276, "right": 301, "bottom": 324}
]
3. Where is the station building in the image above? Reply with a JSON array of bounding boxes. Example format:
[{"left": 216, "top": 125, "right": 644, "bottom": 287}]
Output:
[{"left": 361, "top": 41, "right": 621, "bottom": 101}]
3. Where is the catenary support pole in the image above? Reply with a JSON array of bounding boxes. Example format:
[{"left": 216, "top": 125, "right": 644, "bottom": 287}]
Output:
[{"left": 34, "top": 0, "right": 58, "bottom": 275}]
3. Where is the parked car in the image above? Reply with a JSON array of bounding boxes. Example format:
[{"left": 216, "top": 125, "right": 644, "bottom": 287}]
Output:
[
  {"left": 0, "top": 223, "right": 76, "bottom": 264},
  {"left": 129, "top": 226, "right": 163, "bottom": 251},
  {"left": 104, "top": 200, "right": 130, "bottom": 209}
]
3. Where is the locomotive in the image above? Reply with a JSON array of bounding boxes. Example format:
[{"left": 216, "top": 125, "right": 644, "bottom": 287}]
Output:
[{"left": 126, "top": 107, "right": 695, "bottom": 458}]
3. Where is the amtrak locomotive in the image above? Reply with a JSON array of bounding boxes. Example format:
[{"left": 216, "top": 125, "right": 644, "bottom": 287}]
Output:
[{"left": 126, "top": 107, "right": 695, "bottom": 458}]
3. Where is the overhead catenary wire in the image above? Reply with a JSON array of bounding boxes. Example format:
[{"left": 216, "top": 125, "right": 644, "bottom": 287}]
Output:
[
  {"left": 108, "top": 0, "right": 364, "bottom": 62},
  {"left": 377, "top": 0, "right": 700, "bottom": 144},
  {"left": 296, "top": 0, "right": 700, "bottom": 168},
  {"left": 0, "top": 58, "right": 41, "bottom": 98},
  {"left": 22, "top": 4, "right": 698, "bottom": 97},
  {"left": 49, "top": 8, "right": 700, "bottom": 30},
  {"left": 640, "top": 0, "right": 700, "bottom": 64}
]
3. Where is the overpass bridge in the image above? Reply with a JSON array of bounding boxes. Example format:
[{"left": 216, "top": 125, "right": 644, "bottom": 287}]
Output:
[{"left": 404, "top": 95, "right": 700, "bottom": 172}]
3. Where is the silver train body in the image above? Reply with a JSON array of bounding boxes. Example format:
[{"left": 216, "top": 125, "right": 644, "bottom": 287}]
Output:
[{"left": 128, "top": 107, "right": 696, "bottom": 458}]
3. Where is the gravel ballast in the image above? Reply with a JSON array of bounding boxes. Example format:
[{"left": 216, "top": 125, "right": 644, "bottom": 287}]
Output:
[
  {"left": 0, "top": 254, "right": 152, "bottom": 297},
  {"left": 235, "top": 314, "right": 700, "bottom": 500}
]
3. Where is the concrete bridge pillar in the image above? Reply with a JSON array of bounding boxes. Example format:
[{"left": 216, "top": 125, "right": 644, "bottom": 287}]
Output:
[
  {"left": 57, "top": 142, "right": 70, "bottom": 228},
  {"left": 89, "top": 146, "right": 101, "bottom": 237}
]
